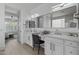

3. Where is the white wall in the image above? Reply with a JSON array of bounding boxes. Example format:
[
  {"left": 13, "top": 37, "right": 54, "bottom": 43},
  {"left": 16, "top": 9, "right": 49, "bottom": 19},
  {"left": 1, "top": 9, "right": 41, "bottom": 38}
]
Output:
[
  {"left": 19, "top": 9, "right": 31, "bottom": 44},
  {"left": 18, "top": 9, "right": 27, "bottom": 44},
  {"left": 0, "top": 4, "right": 5, "bottom": 50}
]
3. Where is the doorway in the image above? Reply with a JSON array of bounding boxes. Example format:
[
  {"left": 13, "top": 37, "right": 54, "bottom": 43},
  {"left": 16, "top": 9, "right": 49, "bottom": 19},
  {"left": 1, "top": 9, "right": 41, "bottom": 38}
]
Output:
[{"left": 5, "top": 5, "right": 20, "bottom": 45}]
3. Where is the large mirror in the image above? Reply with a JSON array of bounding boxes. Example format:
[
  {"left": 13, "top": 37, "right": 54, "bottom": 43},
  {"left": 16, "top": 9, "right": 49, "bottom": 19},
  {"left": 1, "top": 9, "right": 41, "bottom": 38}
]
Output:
[{"left": 51, "top": 4, "right": 77, "bottom": 29}]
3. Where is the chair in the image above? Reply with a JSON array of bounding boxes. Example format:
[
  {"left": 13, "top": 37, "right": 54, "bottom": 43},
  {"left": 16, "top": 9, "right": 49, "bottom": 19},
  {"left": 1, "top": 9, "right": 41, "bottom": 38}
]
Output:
[{"left": 32, "top": 34, "right": 44, "bottom": 54}]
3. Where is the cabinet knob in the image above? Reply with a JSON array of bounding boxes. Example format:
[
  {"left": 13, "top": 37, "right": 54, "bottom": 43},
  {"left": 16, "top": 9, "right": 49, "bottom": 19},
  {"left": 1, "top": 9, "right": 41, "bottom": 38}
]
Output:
[
  {"left": 70, "top": 43, "right": 72, "bottom": 45},
  {"left": 70, "top": 51, "right": 72, "bottom": 54}
]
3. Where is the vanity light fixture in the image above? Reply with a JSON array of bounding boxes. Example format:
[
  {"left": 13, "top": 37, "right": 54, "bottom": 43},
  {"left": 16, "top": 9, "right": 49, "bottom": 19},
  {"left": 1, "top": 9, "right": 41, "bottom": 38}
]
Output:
[
  {"left": 31, "top": 13, "right": 39, "bottom": 18},
  {"left": 31, "top": 15, "right": 35, "bottom": 18},
  {"left": 34, "top": 13, "right": 39, "bottom": 17}
]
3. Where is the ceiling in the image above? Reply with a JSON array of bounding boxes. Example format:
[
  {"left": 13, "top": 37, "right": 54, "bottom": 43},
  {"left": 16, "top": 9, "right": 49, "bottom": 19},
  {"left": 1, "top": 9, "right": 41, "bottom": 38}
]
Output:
[
  {"left": 6, "top": 3, "right": 59, "bottom": 12},
  {"left": 5, "top": 3, "right": 59, "bottom": 17},
  {"left": 6, "top": 3, "right": 43, "bottom": 11}
]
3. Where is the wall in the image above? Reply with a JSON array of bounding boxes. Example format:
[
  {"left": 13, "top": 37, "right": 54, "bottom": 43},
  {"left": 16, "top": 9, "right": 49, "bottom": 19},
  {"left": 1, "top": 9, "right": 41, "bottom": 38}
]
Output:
[
  {"left": 19, "top": 10, "right": 31, "bottom": 44},
  {"left": 4, "top": 4, "right": 28, "bottom": 44},
  {"left": 19, "top": 9, "right": 28, "bottom": 44},
  {"left": 0, "top": 4, "right": 5, "bottom": 50}
]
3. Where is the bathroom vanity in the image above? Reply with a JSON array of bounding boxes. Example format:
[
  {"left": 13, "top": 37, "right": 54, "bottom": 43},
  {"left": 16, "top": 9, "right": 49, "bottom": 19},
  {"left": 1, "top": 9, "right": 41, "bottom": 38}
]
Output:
[
  {"left": 23, "top": 3, "right": 79, "bottom": 55},
  {"left": 44, "top": 29, "right": 79, "bottom": 55}
]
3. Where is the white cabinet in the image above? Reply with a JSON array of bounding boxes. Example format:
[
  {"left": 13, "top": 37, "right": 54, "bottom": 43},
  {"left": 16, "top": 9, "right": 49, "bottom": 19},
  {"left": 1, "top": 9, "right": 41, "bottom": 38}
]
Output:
[
  {"left": 45, "top": 37, "right": 64, "bottom": 55},
  {"left": 65, "top": 46, "right": 79, "bottom": 55},
  {"left": 24, "top": 30, "right": 33, "bottom": 47},
  {"left": 28, "top": 33, "right": 33, "bottom": 47},
  {"left": 45, "top": 37, "right": 55, "bottom": 55},
  {"left": 53, "top": 43, "right": 64, "bottom": 55},
  {"left": 24, "top": 32, "right": 30, "bottom": 44},
  {"left": 44, "top": 36, "right": 79, "bottom": 55},
  {"left": 45, "top": 39, "right": 52, "bottom": 55},
  {"left": 64, "top": 40, "right": 79, "bottom": 55}
]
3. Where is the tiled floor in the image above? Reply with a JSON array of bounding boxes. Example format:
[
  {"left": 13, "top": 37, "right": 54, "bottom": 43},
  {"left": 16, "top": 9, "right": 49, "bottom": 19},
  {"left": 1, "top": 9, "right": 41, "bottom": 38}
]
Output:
[{"left": 0, "top": 39, "right": 44, "bottom": 55}]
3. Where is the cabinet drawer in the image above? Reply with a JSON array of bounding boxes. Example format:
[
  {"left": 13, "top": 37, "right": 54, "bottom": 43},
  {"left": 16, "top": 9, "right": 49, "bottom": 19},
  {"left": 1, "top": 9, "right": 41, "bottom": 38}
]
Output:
[
  {"left": 65, "top": 40, "right": 79, "bottom": 47},
  {"left": 65, "top": 46, "right": 79, "bottom": 55},
  {"left": 46, "top": 37, "right": 64, "bottom": 44},
  {"left": 54, "top": 44, "right": 64, "bottom": 55}
]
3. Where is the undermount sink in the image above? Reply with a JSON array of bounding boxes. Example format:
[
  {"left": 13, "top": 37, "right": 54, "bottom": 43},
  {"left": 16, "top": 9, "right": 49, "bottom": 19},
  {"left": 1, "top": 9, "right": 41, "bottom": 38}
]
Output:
[
  {"left": 67, "top": 33, "right": 78, "bottom": 37},
  {"left": 42, "top": 31, "right": 50, "bottom": 35}
]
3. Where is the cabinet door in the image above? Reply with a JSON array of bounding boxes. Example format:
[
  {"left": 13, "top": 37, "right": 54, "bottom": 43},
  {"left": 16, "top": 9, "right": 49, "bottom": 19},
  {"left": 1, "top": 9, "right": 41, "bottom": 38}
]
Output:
[
  {"left": 45, "top": 41, "right": 52, "bottom": 55},
  {"left": 46, "top": 41, "right": 64, "bottom": 55},
  {"left": 24, "top": 30, "right": 31, "bottom": 44},
  {"left": 65, "top": 46, "right": 79, "bottom": 55},
  {"left": 45, "top": 37, "right": 64, "bottom": 55},
  {"left": 28, "top": 33, "right": 33, "bottom": 47},
  {"left": 52, "top": 38, "right": 64, "bottom": 55},
  {"left": 24, "top": 32, "right": 29, "bottom": 44},
  {"left": 45, "top": 37, "right": 55, "bottom": 55},
  {"left": 53, "top": 44, "right": 64, "bottom": 55}
]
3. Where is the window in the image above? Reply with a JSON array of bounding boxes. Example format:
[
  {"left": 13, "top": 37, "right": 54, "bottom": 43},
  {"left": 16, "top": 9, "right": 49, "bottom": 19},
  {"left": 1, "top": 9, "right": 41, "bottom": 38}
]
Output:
[{"left": 52, "top": 19, "right": 65, "bottom": 28}]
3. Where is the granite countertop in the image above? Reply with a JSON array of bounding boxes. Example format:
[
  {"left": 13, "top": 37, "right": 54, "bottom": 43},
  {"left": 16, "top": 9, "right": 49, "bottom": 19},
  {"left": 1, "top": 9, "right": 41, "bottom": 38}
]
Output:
[{"left": 44, "top": 34, "right": 79, "bottom": 42}]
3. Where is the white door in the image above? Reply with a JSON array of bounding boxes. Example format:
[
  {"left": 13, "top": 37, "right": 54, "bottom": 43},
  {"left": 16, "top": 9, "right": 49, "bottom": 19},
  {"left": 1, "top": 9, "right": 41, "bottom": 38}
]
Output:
[
  {"left": 45, "top": 40, "right": 52, "bottom": 55},
  {"left": 48, "top": 42, "right": 64, "bottom": 55},
  {"left": 45, "top": 37, "right": 55, "bottom": 55},
  {"left": 29, "top": 33, "right": 33, "bottom": 47},
  {"left": 26, "top": 32, "right": 31, "bottom": 45},
  {"left": 24, "top": 29, "right": 33, "bottom": 47}
]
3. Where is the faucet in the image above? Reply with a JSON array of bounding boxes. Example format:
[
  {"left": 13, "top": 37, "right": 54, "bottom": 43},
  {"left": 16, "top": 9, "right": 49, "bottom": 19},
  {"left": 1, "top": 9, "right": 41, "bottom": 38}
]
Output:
[{"left": 69, "top": 33, "right": 78, "bottom": 37}]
